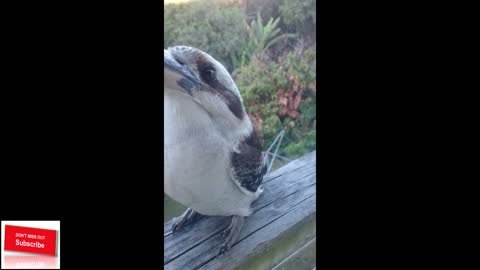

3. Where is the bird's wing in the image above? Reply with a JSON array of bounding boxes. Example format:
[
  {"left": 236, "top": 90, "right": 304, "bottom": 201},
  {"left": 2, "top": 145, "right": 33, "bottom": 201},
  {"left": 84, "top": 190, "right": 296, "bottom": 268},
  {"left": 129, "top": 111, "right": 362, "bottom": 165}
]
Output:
[{"left": 230, "top": 129, "right": 268, "bottom": 195}]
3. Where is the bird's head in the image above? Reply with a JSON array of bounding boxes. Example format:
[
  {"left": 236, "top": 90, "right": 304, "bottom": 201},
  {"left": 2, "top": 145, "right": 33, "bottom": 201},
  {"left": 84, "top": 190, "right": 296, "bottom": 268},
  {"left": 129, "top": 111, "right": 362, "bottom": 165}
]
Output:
[{"left": 164, "top": 46, "right": 253, "bottom": 140}]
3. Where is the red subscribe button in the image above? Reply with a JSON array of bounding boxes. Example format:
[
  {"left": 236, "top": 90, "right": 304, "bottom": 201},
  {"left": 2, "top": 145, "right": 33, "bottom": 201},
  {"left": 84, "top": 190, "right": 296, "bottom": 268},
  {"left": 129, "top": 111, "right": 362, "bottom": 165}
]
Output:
[{"left": 4, "top": 225, "right": 57, "bottom": 256}]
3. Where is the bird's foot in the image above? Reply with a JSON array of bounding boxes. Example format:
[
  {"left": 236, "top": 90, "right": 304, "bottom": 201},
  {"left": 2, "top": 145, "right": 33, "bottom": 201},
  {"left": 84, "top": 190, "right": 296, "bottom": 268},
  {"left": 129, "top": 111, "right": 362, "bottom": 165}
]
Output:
[
  {"left": 172, "top": 208, "right": 201, "bottom": 234},
  {"left": 217, "top": 216, "right": 244, "bottom": 257},
  {"left": 220, "top": 219, "right": 234, "bottom": 238}
]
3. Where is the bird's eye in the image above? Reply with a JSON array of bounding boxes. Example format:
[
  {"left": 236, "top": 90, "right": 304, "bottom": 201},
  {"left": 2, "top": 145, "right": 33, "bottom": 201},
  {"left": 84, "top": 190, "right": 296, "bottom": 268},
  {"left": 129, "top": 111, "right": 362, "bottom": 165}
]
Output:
[{"left": 201, "top": 68, "right": 216, "bottom": 83}]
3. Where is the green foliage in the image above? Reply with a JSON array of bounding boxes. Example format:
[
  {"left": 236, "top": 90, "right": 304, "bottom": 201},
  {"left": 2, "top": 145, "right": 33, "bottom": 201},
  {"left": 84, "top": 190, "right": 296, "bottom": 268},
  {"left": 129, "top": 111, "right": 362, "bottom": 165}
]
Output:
[
  {"left": 243, "top": 0, "right": 315, "bottom": 42},
  {"left": 165, "top": 0, "right": 316, "bottom": 159},
  {"left": 243, "top": 12, "right": 296, "bottom": 65},
  {"left": 164, "top": 1, "right": 248, "bottom": 72},
  {"left": 235, "top": 45, "right": 316, "bottom": 158},
  {"left": 244, "top": 0, "right": 282, "bottom": 22},
  {"left": 279, "top": 0, "right": 316, "bottom": 40},
  {"left": 283, "top": 129, "right": 316, "bottom": 159}
]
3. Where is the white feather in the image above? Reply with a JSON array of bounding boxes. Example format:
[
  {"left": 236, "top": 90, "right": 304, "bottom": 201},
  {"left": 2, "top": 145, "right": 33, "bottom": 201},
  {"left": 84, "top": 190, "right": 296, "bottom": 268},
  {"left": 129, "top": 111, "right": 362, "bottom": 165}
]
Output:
[{"left": 164, "top": 90, "right": 257, "bottom": 217}]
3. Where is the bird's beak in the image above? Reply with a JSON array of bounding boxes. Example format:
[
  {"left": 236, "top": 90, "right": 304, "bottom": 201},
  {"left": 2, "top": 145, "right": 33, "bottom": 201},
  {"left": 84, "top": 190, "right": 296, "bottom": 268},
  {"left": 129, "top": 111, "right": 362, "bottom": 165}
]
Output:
[{"left": 164, "top": 49, "right": 201, "bottom": 96}]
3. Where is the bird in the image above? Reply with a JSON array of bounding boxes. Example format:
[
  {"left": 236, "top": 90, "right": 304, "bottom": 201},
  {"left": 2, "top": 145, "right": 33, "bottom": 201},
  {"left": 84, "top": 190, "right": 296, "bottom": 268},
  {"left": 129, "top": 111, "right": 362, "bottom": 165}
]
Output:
[{"left": 164, "top": 46, "right": 268, "bottom": 255}]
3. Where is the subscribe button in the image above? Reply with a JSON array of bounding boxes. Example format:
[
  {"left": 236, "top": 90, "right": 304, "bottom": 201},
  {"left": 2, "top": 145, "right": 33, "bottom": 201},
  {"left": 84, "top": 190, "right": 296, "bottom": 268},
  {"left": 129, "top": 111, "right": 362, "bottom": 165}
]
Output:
[{"left": 4, "top": 225, "right": 57, "bottom": 256}]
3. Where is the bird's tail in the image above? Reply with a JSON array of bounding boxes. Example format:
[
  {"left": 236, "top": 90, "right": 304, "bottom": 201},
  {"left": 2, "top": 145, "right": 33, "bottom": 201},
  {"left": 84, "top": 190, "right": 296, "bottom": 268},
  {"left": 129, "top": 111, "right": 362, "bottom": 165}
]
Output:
[{"left": 264, "top": 127, "right": 287, "bottom": 174}]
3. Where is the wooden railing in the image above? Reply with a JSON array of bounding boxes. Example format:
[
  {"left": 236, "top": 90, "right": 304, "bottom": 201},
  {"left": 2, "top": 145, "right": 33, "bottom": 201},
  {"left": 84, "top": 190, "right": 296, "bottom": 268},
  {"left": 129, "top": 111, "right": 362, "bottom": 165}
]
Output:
[{"left": 164, "top": 151, "right": 316, "bottom": 270}]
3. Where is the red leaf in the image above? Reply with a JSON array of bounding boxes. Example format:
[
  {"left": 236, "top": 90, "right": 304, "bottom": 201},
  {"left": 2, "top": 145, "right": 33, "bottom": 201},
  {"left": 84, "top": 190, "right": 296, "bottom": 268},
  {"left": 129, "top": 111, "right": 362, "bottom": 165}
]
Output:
[
  {"left": 286, "top": 88, "right": 295, "bottom": 97},
  {"left": 288, "top": 111, "right": 300, "bottom": 119},
  {"left": 292, "top": 90, "right": 303, "bottom": 110}
]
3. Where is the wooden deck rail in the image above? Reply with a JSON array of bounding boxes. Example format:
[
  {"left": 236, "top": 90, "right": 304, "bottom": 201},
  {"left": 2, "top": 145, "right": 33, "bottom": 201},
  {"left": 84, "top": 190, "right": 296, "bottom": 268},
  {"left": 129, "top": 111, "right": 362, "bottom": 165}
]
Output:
[{"left": 164, "top": 151, "right": 316, "bottom": 270}]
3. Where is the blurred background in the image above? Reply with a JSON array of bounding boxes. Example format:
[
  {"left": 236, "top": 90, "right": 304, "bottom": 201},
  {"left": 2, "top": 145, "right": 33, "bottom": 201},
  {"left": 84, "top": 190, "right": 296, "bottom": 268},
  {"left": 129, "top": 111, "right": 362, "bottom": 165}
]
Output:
[
  {"left": 164, "top": 0, "right": 316, "bottom": 169},
  {"left": 164, "top": 0, "right": 316, "bottom": 268}
]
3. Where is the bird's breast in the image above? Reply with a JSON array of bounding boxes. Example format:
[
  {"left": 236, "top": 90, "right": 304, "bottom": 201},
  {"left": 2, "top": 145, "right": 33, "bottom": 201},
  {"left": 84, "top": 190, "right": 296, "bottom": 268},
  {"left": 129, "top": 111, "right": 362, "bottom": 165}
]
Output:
[{"left": 164, "top": 95, "right": 255, "bottom": 216}]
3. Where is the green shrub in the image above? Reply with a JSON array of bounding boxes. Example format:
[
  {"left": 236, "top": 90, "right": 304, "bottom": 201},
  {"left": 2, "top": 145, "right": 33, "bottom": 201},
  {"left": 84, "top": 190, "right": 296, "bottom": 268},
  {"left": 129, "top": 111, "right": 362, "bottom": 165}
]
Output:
[
  {"left": 283, "top": 129, "right": 316, "bottom": 158},
  {"left": 235, "top": 44, "right": 316, "bottom": 158},
  {"left": 241, "top": 12, "right": 296, "bottom": 69},
  {"left": 279, "top": 0, "right": 316, "bottom": 42},
  {"left": 164, "top": 0, "right": 316, "bottom": 159},
  {"left": 242, "top": 0, "right": 316, "bottom": 42},
  {"left": 164, "top": 1, "right": 249, "bottom": 72}
]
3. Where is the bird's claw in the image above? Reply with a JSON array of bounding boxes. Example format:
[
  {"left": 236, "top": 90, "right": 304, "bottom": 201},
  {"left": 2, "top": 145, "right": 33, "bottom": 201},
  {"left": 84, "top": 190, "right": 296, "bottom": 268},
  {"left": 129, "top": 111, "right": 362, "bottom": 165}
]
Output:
[
  {"left": 171, "top": 218, "right": 182, "bottom": 234},
  {"left": 171, "top": 208, "right": 199, "bottom": 235},
  {"left": 221, "top": 227, "right": 230, "bottom": 239},
  {"left": 217, "top": 216, "right": 244, "bottom": 257},
  {"left": 217, "top": 243, "right": 230, "bottom": 258}
]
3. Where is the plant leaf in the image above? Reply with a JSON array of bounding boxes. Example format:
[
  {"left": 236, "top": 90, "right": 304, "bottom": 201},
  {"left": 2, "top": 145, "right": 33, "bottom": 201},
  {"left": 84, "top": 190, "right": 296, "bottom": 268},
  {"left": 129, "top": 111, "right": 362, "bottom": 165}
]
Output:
[{"left": 265, "top": 33, "right": 297, "bottom": 50}]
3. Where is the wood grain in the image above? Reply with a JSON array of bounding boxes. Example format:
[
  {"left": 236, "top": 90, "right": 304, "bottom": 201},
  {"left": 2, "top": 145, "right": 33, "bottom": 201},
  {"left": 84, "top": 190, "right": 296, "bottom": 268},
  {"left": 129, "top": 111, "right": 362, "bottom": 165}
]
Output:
[{"left": 164, "top": 151, "right": 316, "bottom": 270}]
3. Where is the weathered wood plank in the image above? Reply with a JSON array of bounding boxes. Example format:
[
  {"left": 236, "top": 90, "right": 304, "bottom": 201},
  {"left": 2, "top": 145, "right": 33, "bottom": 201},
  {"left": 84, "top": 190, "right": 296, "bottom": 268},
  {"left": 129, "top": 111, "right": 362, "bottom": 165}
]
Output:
[
  {"left": 234, "top": 213, "right": 316, "bottom": 270},
  {"left": 270, "top": 237, "right": 316, "bottom": 270},
  {"left": 164, "top": 151, "right": 316, "bottom": 270}
]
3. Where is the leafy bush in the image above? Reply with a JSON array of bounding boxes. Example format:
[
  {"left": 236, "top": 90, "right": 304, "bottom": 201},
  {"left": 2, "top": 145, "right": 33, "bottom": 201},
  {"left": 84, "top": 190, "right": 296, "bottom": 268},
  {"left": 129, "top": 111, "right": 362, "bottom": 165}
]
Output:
[
  {"left": 279, "top": 0, "right": 316, "bottom": 42},
  {"left": 243, "top": 0, "right": 315, "bottom": 42},
  {"left": 241, "top": 12, "right": 296, "bottom": 68},
  {"left": 164, "top": 0, "right": 316, "bottom": 159},
  {"left": 235, "top": 44, "right": 316, "bottom": 158},
  {"left": 164, "top": 1, "right": 249, "bottom": 72}
]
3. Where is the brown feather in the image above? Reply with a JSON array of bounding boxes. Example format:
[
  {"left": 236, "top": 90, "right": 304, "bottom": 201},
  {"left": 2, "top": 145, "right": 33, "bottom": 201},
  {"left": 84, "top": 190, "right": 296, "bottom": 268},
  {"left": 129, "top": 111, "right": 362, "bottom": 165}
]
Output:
[{"left": 231, "top": 127, "right": 267, "bottom": 193}]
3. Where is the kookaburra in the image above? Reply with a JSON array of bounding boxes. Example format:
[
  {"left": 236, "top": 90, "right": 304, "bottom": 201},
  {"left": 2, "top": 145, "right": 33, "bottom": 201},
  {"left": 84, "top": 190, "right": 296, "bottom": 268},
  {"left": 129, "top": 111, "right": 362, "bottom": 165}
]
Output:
[{"left": 164, "top": 46, "right": 267, "bottom": 254}]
